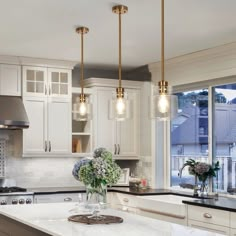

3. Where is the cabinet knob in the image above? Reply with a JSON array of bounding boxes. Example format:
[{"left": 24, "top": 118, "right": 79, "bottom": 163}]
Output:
[
  {"left": 123, "top": 198, "right": 129, "bottom": 203},
  {"left": 64, "top": 197, "right": 72, "bottom": 202},
  {"left": 203, "top": 213, "right": 212, "bottom": 218}
]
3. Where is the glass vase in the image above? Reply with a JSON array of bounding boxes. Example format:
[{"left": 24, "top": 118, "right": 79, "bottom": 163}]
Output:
[
  {"left": 199, "top": 181, "right": 208, "bottom": 196},
  {"left": 85, "top": 183, "right": 107, "bottom": 213}
]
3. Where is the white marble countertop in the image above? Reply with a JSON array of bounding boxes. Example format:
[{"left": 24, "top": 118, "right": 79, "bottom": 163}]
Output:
[{"left": 0, "top": 203, "right": 222, "bottom": 236}]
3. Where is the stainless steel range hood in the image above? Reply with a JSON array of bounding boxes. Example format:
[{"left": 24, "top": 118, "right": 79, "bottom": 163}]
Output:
[{"left": 0, "top": 96, "right": 29, "bottom": 129}]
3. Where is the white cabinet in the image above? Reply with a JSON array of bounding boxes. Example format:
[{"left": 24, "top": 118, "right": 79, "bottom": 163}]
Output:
[
  {"left": 187, "top": 205, "right": 230, "bottom": 235},
  {"left": 0, "top": 64, "right": 21, "bottom": 96},
  {"left": 188, "top": 220, "right": 230, "bottom": 235},
  {"left": 34, "top": 193, "right": 84, "bottom": 203},
  {"left": 22, "top": 66, "right": 72, "bottom": 157},
  {"left": 23, "top": 66, "right": 71, "bottom": 98},
  {"left": 231, "top": 229, "right": 236, "bottom": 236},
  {"left": 94, "top": 87, "right": 140, "bottom": 159},
  {"left": 110, "top": 192, "right": 139, "bottom": 214},
  {"left": 23, "top": 97, "right": 71, "bottom": 156}
]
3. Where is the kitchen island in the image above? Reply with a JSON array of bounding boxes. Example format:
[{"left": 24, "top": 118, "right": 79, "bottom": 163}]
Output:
[{"left": 0, "top": 202, "right": 222, "bottom": 236}]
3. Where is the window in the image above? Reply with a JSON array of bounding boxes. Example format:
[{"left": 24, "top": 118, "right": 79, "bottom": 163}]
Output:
[
  {"left": 170, "top": 89, "right": 209, "bottom": 188},
  {"left": 213, "top": 83, "right": 236, "bottom": 193},
  {"left": 170, "top": 82, "right": 236, "bottom": 194}
]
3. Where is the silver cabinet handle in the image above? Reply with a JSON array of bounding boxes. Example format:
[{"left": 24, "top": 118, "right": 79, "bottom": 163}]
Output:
[
  {"left": 114, "top": 144, "right": 117, "bottom": 155},
  {"left": 117, "top": 144, "right": 120, "bottom": 155},
  {"left": 203, "top": 213, "right": 212, "bottom": 218},
  {"left": 49, "top": 85, "right": 51, "bottom": 95},
  {"left": 45, "top": 85, "right": 47, "bottom": 95},
  {"left": 45, "top": 141, "right": 47, "bottom": 152},
  {"left": 123, "top": 198, "right": 129, "bottom": 203},
  {"left": 64, "top": 197, "right": 72, "bottom": 202},
  {"left": 49, "top": 141, "right": 51, "bottom": 152}
]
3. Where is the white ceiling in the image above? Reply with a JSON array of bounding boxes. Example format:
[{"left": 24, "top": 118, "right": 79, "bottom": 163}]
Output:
[{"left": 0, "top": 0, "right": 236, "bottom": 69}]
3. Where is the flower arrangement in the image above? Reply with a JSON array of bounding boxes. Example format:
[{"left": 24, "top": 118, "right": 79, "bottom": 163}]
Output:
[
  {"left": 179, "top": 159, "right": 220, "bottom": 183},
  {"left": 72, "top": 147, "right": 122, "bottom": 188}
]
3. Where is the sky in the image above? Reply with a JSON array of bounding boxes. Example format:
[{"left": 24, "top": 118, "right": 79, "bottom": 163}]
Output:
[{"left": 216, "top": 88, "right": 236, "bottom": 102}]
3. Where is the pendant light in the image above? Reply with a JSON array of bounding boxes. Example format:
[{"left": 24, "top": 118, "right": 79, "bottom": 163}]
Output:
[
  {"left": 151, "top": 0, "right": 178, "bottom": 120},
  {"left": 109, "top": 5, "right": 132, "bottom": 121},
  {"left": 73, "top": 27, "right": 92, "bottom": 121}
]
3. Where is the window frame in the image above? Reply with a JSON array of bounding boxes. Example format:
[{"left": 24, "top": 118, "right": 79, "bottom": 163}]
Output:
[{"left": 165, "top": 76, "right": 236, "bottom": 192}]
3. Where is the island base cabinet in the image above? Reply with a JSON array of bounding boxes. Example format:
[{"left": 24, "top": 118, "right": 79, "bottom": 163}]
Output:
[
  {"left": 188, "top": 220, "right": 230, "bottom": 235},
  {"left": 0, "top": 214, "right": 50, "bottom": 236}
]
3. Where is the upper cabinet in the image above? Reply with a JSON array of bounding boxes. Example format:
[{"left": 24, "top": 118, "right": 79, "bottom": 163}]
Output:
[
  {"left": 86, "top": 78, "right": 141, "bottom": 160},
  {"left": 23, "top": 66, "right": 71, "bottom": 98},
  {"left": 0, "top": 64, "right": 21, "bottom": 96},
  {"left": 22, "top": 66, "right": 72, "bottom": 157}
]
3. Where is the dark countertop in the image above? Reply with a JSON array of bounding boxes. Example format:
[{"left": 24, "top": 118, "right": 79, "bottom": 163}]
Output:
[
  {"left": 28, "top": 186, "right": 236, "bottom": 212},
  {"left": 182, "top": 196, "right": 236, "bottom": 212}
]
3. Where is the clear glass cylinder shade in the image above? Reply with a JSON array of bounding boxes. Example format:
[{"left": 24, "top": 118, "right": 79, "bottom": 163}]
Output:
[
  {"left": 150, "top": 93, "right": 178, "bottom": 120},
  {"left": 109, "top": 91, "right": 132, "bottom": 121},
  {"left": 72, "top": 97, "right": 92, "bottom": 121}
]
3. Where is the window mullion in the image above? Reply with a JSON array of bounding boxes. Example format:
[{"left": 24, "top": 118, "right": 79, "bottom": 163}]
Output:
[{"left": 208, "top": 86, "right": 213, "bottom": 192}]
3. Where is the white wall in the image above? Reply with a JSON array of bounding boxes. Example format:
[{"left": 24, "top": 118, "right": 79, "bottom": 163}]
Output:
[{"left": 1, "top": 130, "right": 82, "bottom": 188}]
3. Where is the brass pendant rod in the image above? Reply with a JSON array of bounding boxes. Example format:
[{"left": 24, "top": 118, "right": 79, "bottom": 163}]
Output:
[
  {"left": 80, "top": 31, "right": 84, "bottom": 95},
  {"left": 119, "top": 11, "right": 122, "bottom": 89},
  {"left": 161, "top": 0, "right": 164, "bottom": 83}
]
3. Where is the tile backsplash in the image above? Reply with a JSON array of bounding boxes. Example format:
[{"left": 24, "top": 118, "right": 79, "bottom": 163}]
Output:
[{"left": 2, "top": 131, "right": 82, "bottom": 188}]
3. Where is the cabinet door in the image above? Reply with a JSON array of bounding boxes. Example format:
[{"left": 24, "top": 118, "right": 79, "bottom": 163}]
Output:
[
  {"left": 0, "top": 64, "right": 21, "bottom": 96},
  {"left": 117, "top": 89, "right": 140, "bottom": 157},
  {"left": 23, "top": 66, "right": 47, "bottom": 97},
  {"left": 47, "top": 99, "right": 71, "bottom": 154},
  {"left": 231, "top": 228, "right": 236, "bottom": 236},
  {"left": 95, "top": 88, "right": 116, "bottom": 154},
  {"left": 48, "top": 68, "right": 71, "bottom": 98},
  {"left": 23, "top": 97, "right": 47, "bottom": 156},
  {"left": 188, "top": 220, "right": 229, "bottom": 235}
]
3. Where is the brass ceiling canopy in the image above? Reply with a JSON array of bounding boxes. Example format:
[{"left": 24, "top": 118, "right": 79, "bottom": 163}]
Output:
[
  {"left": 112, "top": 5, "right": 128, "bottom": 14},
  {"left": 76, "top": 27, "right": 89, "bottom": 35}
]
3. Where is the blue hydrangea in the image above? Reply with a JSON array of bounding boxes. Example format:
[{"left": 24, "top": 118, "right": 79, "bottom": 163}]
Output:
[{"left": 72, "top": 158, "right": 90, "bottom": 180}]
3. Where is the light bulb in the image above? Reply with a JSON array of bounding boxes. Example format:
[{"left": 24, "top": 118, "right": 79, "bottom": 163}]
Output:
[
  {"left": 79, "top": 102, "right": 87, "bottom": 116},
  {"left": 157, "top": 94, "right": 169, "bottom": 113},
  {"left": 116, "top": 98, "right": 125, "bottom": 115}
]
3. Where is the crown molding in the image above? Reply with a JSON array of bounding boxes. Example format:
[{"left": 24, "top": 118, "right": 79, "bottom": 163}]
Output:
[
  {"left": 0, "top": 55, "right": 77, "bottom": 69},
  {"left": 148, "top": 42, "right": 236, "bottom": 86}
]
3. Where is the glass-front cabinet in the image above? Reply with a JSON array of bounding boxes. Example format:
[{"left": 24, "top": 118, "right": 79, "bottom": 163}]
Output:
[{"left": 23, "top": 66, "right": 71, "bottom": 98}]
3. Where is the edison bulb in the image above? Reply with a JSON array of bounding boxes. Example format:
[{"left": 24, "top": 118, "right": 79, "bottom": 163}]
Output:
[
  {"left": 116, "top": 98, "right": 125, "bottom": 115},
  {"left": 157, "top": 95, "right": 169, "bottom": 113},
  {"left": 79, "top": 102, "right": 87, "bottom": 116}
]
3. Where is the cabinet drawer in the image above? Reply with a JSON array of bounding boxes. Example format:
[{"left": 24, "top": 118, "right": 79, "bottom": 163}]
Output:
[
  {"left": 188, "top": 220, "right": 229, "bottom": 235},
  {"left": 112, "top": 193, "right": 137, "bottom": 208},
  {"left": 188, "top": 205, "right": 230, "bottom": 227},
  {"left": 230, "top": 212, "right": 236, "bottom": 229}
]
